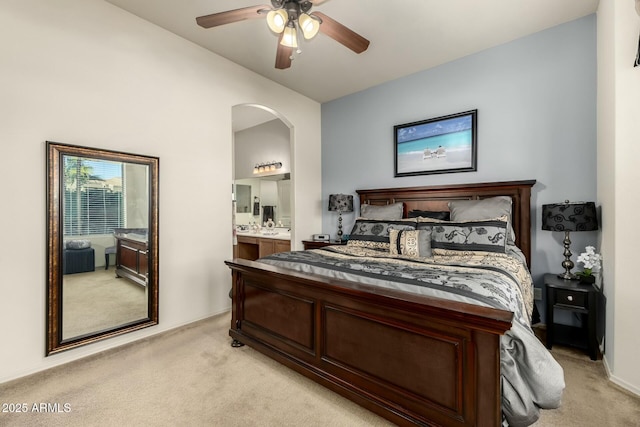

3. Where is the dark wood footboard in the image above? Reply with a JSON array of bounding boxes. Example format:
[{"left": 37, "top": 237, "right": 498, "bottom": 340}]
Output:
[{"left": 226, "top": 258, "right": 513, "bottom": 427}]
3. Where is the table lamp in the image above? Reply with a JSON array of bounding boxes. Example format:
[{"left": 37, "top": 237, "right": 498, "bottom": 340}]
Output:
[
  {"left": 328, "top": 194, "right": 354, "bottom": 241},
  {"left": 541, "top": 201, "right": 598, "bottom": 280}
]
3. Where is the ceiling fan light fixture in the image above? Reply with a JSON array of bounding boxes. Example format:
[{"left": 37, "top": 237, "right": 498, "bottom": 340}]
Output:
[
  {"left": 298, "top": 13, "right": 320, "bottom": 40},
  {"left": 195, "top": 2, "right": 371, "bottom": 70},
  {"left": 280, "top": 23, "right": 298, "bottom": 48},
  {"left": 266, "top": 9, "right": 288, "bottom": 33}
]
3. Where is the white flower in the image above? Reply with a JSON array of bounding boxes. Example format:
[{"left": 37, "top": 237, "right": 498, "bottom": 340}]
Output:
[{"left": 576, "top": 246, "right": 602, "bottom": 273}]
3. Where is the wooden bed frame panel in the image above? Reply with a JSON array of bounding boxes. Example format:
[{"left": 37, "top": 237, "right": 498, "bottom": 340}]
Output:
[{"left": 226, "top": 180, "right": 536, "bottom": 427}]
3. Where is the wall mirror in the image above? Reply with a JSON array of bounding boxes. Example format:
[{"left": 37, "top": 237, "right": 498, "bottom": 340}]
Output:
[
  {"left": 234, "top": 176, "right": 291, "bottom": 227},
  {"left": 46, "top": 141, "right": 159, "bottom": 355}
]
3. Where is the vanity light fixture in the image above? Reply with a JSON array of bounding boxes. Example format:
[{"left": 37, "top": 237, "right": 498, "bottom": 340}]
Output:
[{"left": 253, "top": 161, "right": 283, "bottom": 174}]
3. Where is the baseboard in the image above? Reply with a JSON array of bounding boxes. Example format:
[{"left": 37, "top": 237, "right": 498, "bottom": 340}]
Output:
[{"left": 602, "top": 355, "right": 640, "bottom": 397}]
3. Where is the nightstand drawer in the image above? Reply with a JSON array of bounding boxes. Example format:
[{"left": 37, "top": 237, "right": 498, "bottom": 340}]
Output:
[{"left": 555, "top": 289, "right": 586, "bottom": 309}]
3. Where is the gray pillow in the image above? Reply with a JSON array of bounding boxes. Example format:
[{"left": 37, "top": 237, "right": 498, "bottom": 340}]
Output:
[
  {"left": 448, "top": 196, "right": 516, "bottom": 242},
  {"left": 448, "top": 196, "right": 511, "bottom": 221},
  {"left": 360, "top": 202, "right": 404, "bottom": 220},
  {"left": 65, "top": 239, "right": 91, "bottom": 250}
]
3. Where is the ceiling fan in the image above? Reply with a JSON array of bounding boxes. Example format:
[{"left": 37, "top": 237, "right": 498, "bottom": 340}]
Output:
[{"left": 196, "top": 0, "right": 370, "bottom": 70}]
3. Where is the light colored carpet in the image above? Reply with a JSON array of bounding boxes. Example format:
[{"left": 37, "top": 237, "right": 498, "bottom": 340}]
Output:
[
  {"left": 1, "top": 313, "right": 638, "bottom": 426},
  {"left": 62, "top": 269, "right": 148, "bottom": 339},
  {"left": 534, "top": 345, "right": 640, "bottom": 426}
]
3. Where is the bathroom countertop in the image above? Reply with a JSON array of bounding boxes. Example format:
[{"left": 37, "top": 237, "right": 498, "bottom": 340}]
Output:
[{"left": 236, "top": 228, "right": 291, "bottom": 240}]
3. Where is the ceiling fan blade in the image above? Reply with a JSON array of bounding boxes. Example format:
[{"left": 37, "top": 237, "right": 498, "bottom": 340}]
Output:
[
  {"left": 275, "top": 34, "right": 293, "bottom": 69},
  {"left": 196, "top": 5, "right": 268, "bottom": 29},
  {"left": 313, "top": 12, "right": 370, "bottom": 54}
]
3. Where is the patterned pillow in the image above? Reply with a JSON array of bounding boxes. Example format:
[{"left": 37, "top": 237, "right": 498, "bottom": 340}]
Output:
[
  {"left": 360, "top": 202, "right": 404, "bottom": 220},
  {"left": 448, "top": 196, "right": 516, "bottom": 242},
  {"left": 347, "top": 219, "right": 417, "bottom": 250},
  {"left": 389, "top": 229, "right": 432, "bottom": 258},
  {"left": 418, "top": 217, "right": 508, "bottom": 253}
]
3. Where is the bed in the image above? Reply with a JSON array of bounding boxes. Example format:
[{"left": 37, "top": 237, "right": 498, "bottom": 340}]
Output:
[{"left": 225, "top": 180, "right": 564, "bottom": 427}]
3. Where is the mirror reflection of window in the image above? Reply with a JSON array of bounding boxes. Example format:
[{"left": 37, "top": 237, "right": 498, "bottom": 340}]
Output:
[
  {"left": 235, "top": 184, "right": 251, "bottom": 213},
  {"left": 277, "top": 180, "right": 291, "bottom": 227},
  {"left": 63, "top": 156, "right": 125, "bottom": 236}
]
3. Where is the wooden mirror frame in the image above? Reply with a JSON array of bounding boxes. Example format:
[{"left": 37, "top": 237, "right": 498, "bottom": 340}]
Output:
[{"left": 46, "top": 141, "right": 159, "bottom": 355}]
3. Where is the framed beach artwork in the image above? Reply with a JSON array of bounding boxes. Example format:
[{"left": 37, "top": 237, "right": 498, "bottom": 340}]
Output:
[{"left": 394, "top": 110, "right": 477, "bottom": 177}]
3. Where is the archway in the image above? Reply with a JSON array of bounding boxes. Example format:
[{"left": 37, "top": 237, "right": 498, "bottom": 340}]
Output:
[{"left": 232, "top": 104, "right": 294, "bottom": 256}]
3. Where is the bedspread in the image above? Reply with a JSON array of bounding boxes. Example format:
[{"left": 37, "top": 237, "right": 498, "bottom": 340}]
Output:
[{"left": 259, "top": 245, "right": 565, "bottom": 427}]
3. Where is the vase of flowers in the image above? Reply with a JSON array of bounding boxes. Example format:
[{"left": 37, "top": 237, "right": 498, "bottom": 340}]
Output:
[{"left": 576, "top": 246, "right": 602, "bottom": 285}]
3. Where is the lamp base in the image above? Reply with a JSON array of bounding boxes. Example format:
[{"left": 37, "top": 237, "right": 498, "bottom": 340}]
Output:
[{"left": 558, "top": 230, "right": 578, "bottom": 281}]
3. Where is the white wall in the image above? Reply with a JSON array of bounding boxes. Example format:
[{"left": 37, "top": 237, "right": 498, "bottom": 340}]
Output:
[
  {"left": 0, "top": 0, "right": 320, "bottom": 383},
  {"left": 234, "top": 119, "right": 291, "bottom": 180},
  {"left": 597, "top": 0, "right": 640, "bottom": 395}
]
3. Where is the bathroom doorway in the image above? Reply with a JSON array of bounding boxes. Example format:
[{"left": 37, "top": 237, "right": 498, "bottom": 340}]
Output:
[{"left": 232, "top": 104, "right": 293, "bottom": 254}]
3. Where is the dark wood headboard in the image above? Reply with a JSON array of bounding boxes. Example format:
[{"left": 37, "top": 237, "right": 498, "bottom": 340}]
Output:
[{"left": 357, "top": 180, "right": 536, "bottom": 267}]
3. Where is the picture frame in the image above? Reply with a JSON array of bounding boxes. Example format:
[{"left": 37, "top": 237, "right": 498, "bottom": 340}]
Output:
[{"left": 394, "top": 109, "right": 477, "bottom": 177}]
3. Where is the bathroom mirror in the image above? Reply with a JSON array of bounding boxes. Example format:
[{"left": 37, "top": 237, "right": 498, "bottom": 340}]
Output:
[
  {"left": 46, "top": 141, "right": 159, "bottom": 355},
  {"left": 234, "top": 176, "right": 291, "bottom": 227}
]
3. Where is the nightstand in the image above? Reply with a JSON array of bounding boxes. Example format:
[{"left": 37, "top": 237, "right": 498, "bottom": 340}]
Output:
[
  {"left": 544, "top": 273, "right": 604, "bottom": 360},
  {"left": 302, "top": 240, "right": 346, "bottom": 250}
]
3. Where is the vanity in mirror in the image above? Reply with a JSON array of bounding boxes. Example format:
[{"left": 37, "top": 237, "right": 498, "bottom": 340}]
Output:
[
  {"left": 46, "top": 142, "right": 159, "bottom": 355},
  {"left": 234, "top": 174, "right": 291, "bottom": 227},
  {"left": 234, "top": 174, "right": 291, "bottom": 260}
]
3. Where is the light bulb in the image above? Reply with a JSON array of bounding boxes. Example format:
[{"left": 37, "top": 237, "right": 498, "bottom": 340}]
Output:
[
  {"left": 266, "top": 9, "right": 287, "bottom": 33},
  {"left": 280, "top": 24, "right": 298, "bottom": 48},
  {"left": 299, "top": 13, "right": 320, "bottom": 40}
]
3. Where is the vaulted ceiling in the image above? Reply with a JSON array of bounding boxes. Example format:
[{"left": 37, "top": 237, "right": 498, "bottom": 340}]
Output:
[{"left": 105, "top": 0, "right": 599, "bottom": 103}]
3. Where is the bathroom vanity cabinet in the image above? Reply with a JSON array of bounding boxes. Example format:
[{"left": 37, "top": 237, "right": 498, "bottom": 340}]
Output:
[{"left": 235, "top": 235, "right": 290, "bottom": 260}]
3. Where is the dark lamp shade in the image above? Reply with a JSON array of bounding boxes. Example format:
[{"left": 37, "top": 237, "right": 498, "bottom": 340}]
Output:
[
  {"left": 541, "top": 201, "right": 598, "bottom": 232},
  {"left": 328, "top": 194, "right": 354, "bottom": 213}
]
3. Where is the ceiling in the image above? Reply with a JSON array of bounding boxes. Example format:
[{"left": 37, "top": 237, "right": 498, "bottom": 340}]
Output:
[{"left": 105, "top": 0, "right": 598, "bottom": 104}]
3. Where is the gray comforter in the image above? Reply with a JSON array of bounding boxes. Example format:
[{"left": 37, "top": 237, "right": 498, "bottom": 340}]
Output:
[{"left": 259, "top": 245, "right": 565, "bottom": 426}]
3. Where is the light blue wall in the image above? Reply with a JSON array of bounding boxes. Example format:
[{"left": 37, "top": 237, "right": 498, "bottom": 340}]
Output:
[{"left": 321, "top": 15, "right": 598, "bottom": 315}]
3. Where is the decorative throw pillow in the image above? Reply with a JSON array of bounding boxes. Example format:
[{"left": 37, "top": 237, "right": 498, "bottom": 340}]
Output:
[
  {"left": 347, "top": 218, "right": 417, "bottom": 250},
  {"left": 65, "top": 239, "right": 91, "bottom": 250},
  {"left": 360, "top": 202, "right": 404, "bottom": 220},
  {"left": 448, "top": 196, "right": 516, "bottom": 242},
  {"left": 418, "top": 217, "right": 508, "bottom": 254},
  {"left": 389, "top": 229, "right": 432, "bottom": 258},
  {"left": 407, "top": 210, "right": 450, "bottom": 221}
]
